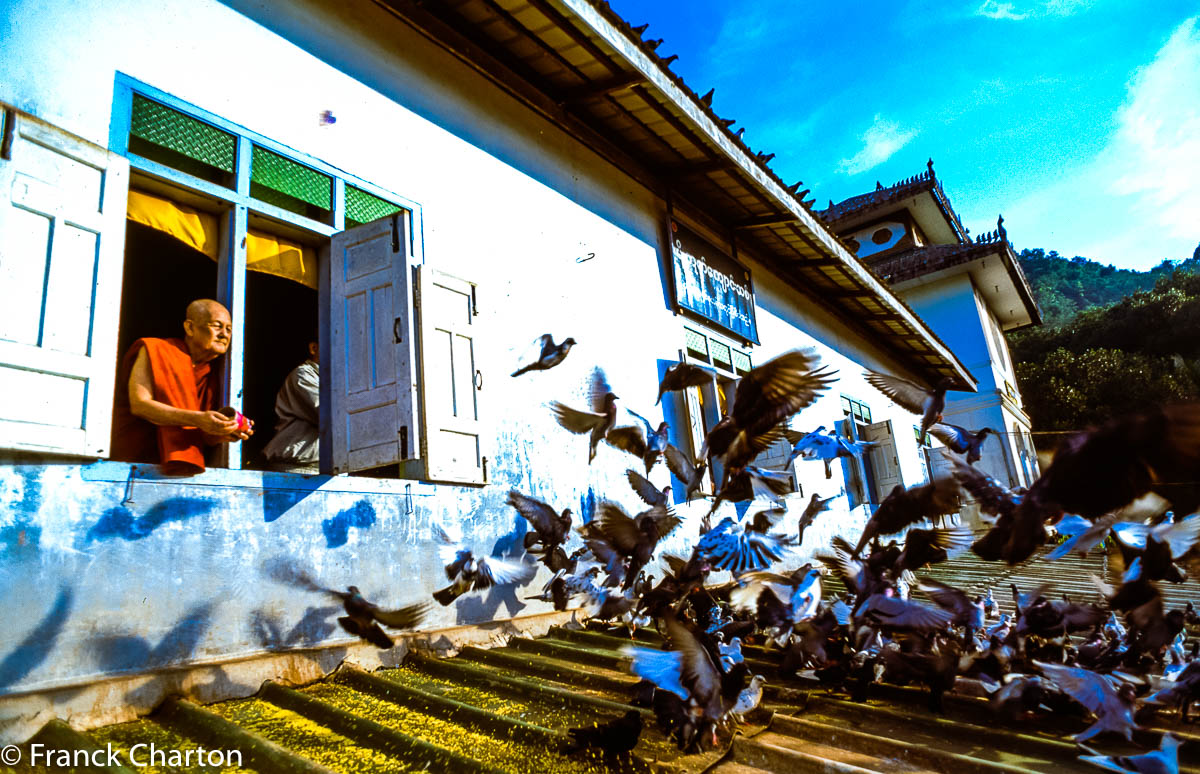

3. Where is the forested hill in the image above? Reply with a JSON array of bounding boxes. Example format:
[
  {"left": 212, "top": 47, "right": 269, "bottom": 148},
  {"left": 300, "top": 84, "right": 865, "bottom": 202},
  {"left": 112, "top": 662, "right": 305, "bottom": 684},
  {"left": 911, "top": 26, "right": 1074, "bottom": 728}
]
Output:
[
  {"left": 1017, "top": 247, "right": 1200, "bottom": 327},
  {"left": 1007, "top": 245, "right": 1200, "bottom": 445}
]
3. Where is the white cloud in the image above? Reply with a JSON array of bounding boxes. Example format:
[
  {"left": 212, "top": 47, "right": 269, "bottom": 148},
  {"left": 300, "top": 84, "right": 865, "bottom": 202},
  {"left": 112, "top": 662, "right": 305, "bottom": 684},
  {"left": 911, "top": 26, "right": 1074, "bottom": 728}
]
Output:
[
  {"left": 975, "top": 0, "right": 1091, "bottom": 20},
  {"left": 977, "top": 1, "right": 1028, "bottom": 20},
  {"left": 1106, "top": 17, "right": 1200, "bottom": 245},
  {"left": 838, "top": 115, "right": 918, "bottom": 175},
  {"left": 978, "top": 16, "right": 1200, "bottom": 269}
]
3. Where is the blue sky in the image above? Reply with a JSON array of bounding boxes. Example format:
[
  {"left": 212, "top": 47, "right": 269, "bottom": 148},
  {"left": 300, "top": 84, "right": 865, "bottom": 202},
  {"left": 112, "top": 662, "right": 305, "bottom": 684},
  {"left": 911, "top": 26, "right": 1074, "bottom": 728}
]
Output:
[{"left": 607, "top": 0, "right": 1199, "bottom": 270}]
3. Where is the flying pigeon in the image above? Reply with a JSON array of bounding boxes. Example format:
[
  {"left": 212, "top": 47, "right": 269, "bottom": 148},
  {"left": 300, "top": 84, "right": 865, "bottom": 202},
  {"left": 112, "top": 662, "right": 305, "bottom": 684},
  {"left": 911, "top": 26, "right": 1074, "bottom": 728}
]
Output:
[{"left": 512, "top": 334, "right": 576, "bottom": 376}]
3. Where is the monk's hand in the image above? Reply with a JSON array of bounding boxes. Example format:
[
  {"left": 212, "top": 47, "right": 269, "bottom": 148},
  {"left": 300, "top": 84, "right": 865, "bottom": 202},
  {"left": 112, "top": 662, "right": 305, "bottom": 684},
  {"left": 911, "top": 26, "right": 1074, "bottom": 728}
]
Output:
[
  {"left": 196, "top": 410, "right": 239, "bottom": 435},
  {"left": 232, "top": 417, "right": 255, "bottom": 441}
]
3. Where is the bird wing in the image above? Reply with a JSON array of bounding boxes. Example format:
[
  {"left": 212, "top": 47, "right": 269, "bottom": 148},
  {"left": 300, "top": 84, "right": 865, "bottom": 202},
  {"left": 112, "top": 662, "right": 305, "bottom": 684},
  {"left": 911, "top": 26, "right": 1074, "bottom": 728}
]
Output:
[
  {"left": 701, "top": 522, "right": 785, "bottom": 575},
  {"left": 928, "top": 423, "right": 969, "bottom": 451},
  {"left": 506, "top": 490, "right": 561, "bottom": 539},
  {"left": 432, "top": 523, "right": 470, "bottom": 566},
  {"left": 605, "top": 425, "right": 647, "bottom": 457},
  {"left": 641, "top": 504, "right": 681, "bottom": 540},
  {"left": 746, "top": 466, "right": 795, "bottom": 499},
  {"left": 550, "top": 401, "right": 606, "bottom": 434},
  {"left": 588, "top": 368, "right": 613, "bottom": 414},
  {"left": 662, "top": 553, "right": 688, "bottom": 578},
  {"left": 370, "top": 601, "right": 431, "bottom": 630},
  {"left": 1155, "top": 513, "right": 1200, "bottom": 559},
  {"left": 535, "top": 333, "right": 554, "bottom": 356},
  {"left": 660, "top": 362, "right": 717, "bottom": 396},
  {"left": 475, "top": 556, "right": 537, "bottom": 588},
  {"left": 626, "top": 469, "right": 662, "bottom": 506},
  {"left": 731, "top": 351, "right": 834, "bottom": 430},
  {"left": 944, "top": 450, "right": 1017, "bottom": 516},
  {"left": 665, "top": 615, "right": 722, "bottom": 712},
  {"left": 864, "top": 370, "right": 932, "bottom": 415},
  {"left": 918, "top": 578, "right": 973, "bottom": 618},
  {"left": 596, "top": 501, "right": 643, "bottom": 555},
  {"left": 1035, "top": 661, "right": 1114, "bottom": 715},
  {"left": 663, "top": 444, "right": 696, "bottom": 481},
  {"left": 930, "top": 525, "right": 975, "bottom": 557},
  {"left": 623, "top": 644, "right": 688, "bottom": 700},
  {"left": 862, "top": 595, "right": 954, "bottom": 630}
]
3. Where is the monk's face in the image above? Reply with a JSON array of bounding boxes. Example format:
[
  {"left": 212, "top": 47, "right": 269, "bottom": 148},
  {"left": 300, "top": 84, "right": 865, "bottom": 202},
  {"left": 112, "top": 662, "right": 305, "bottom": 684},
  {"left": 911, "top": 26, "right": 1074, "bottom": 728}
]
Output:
[{"left": 183, "top": 304, "right": 232, "bottom": 361}]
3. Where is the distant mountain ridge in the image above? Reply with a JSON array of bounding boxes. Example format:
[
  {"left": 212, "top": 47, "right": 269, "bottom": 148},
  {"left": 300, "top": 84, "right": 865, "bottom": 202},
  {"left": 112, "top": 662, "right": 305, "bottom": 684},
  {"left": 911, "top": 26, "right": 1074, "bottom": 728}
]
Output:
[{"left": 1017, "top": 247, "right": 1200, "bottom": 327}]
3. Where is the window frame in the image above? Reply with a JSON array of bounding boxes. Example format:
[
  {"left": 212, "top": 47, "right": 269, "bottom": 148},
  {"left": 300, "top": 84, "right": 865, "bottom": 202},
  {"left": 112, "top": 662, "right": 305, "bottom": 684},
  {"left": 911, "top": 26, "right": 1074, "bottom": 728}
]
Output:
[{"left": 108, "top": 75, "right": 422, "bottom": 471}]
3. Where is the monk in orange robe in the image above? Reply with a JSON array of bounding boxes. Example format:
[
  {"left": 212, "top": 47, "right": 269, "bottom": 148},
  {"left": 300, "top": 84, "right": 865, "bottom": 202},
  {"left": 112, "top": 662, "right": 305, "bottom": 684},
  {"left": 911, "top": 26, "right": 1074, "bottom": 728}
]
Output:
[{"left": 111, "top": 299, "right": 253, "bottom": 472}]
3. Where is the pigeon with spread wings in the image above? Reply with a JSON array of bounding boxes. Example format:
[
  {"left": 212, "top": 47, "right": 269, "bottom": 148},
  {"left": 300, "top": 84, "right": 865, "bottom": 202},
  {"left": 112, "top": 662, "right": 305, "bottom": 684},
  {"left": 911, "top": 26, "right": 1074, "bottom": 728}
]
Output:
[
  {"left": 865, "top": 370, "right": 964, "bottom": 446},
  {"left": 432, "top": 524, "right": 537, "bottom": 605},
  {"left": 928, "top": 423, "right": 994, "bottom": 465},
  {"left": 512, "top": 333, "right": 575, "bottom": 376},
  {"left": 549, "top": 368, "right": 619, "bottom": 464},
  {"left": 702, "top": 350, "right": 837, "bottom": 482},
  {"left": 657, "top": 361, "right": 716, "bottom": 405},
  {"left": 506, "top": 490, "right": 572, "bottom": 555}
]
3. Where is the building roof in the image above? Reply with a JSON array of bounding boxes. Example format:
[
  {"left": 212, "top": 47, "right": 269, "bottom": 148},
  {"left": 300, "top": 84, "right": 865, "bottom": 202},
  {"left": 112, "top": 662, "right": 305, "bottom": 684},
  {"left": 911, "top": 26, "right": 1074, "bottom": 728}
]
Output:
[
  {"left": 867, "top": 221, "right": 1043, "bottom": 329},
  {"left": 821, "top": 160, "right": 970, "bottom": 245},
  {"left": 371, "top": 0, "right": 975, "bottom": 389}
]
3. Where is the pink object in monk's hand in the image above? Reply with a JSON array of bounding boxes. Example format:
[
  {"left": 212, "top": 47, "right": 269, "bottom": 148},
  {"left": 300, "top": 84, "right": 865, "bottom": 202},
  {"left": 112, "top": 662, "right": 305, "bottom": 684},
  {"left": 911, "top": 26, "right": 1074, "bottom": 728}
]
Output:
[{"left": 218, "top": 406, "right": 250, "bottom": 432}]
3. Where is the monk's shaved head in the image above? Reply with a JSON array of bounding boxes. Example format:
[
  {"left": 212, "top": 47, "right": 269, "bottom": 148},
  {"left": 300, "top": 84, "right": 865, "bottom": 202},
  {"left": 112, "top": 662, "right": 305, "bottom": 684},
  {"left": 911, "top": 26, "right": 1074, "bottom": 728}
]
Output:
[{"left": 185, "top": 299, "right": 230, "bottom": 325}]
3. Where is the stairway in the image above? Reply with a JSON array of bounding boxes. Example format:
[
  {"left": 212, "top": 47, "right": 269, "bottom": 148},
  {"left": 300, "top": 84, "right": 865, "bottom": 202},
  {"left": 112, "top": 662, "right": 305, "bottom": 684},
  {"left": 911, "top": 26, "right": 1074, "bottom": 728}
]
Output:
[{"left": 18, "top": 618, "right": 1200, "bottom": 774}]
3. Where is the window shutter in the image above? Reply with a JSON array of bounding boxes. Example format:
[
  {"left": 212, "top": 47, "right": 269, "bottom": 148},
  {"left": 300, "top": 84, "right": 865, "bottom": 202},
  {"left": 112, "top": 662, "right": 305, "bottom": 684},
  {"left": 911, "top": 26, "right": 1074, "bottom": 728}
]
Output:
[
  {"left": 0, "top": 109, "right": 129, "bottom": 456},
  {"left": 863, "top": 419, "right": 903, "bottom": 500},
  {"left": 327, "top": 213, "right": 418, "bottom": 473},
  {"left": 415, "top": 267, "right": 485, "bottom": 484}
]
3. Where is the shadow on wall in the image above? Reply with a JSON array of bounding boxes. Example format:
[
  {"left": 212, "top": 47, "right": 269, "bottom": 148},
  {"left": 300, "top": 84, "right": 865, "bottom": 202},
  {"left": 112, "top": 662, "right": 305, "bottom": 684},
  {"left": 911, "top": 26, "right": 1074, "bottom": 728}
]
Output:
[
  {"left": 579, "top": 487, "right": 597, "bottom": 525},
  {"left": 261, "top": 472, "right": 327, "bottom": 524},
  {"left": 91, "top": 602, "right": 216, "bottom": 674},
  {"left": 453, "top": 511, "right": 530, "bottom": 625},
  {"left": 322, "top": 499, "right": 377, "bottom": 548},
  {"left": 250, "top": 605, "right": 342, "bottom": 650},
  {"left": 0, "top": 586, "right": 74, "bottom": 691},
  {"left": 84, "top": 497, "right": 216, "bottom": 543}
]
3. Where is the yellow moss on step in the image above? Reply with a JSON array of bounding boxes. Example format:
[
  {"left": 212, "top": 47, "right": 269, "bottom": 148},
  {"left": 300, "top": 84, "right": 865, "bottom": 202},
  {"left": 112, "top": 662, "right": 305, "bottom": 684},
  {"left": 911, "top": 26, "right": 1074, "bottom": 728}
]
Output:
[
  {"left": 209, "top": 698, "right": 414, "bottom": 774},
  {"left": 87, "top": 718, "right": 253, "bottom": 774},
  {"left": 298, "top": 682, "right": 612, "bottom": 774}
]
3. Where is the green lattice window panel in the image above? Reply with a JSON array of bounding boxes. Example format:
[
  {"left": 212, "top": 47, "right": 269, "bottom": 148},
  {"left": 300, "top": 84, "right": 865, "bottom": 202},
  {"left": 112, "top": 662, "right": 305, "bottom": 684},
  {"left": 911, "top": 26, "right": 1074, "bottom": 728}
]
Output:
[
  {"left": 731, "top": 350, "right": 752, "bottom": 375},
  {"left": 346, "top": 185, "right": 404, "bottom": 227},
  {"left": 842, "top": 396, "right": 871, "bottom": 424},
  {"left": 710, "top": 340, "right": 732, "bottom": 371},
  {"left": 684, "top": 328, "right": 708, "bottom": 360},
  {"left": 129, "top": 95, "right": 236, "bottom": 186},
  {"left": 250, "top": 145, "right": 332, "bottom": 223}
]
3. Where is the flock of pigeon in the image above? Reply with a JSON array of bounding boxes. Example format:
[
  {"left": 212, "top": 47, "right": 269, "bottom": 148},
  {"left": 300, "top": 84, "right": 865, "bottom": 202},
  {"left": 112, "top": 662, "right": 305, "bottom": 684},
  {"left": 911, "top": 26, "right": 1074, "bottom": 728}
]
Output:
[{"left": 273, "top": 333, "right": 1200, "bottom": 772}]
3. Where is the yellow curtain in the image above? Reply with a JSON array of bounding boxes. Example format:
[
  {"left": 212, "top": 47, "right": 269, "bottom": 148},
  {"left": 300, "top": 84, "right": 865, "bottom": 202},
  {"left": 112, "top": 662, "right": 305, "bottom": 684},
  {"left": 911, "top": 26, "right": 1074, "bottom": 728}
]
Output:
[{"left": 126, "top": 190, "right": 318, "bottom": 289}]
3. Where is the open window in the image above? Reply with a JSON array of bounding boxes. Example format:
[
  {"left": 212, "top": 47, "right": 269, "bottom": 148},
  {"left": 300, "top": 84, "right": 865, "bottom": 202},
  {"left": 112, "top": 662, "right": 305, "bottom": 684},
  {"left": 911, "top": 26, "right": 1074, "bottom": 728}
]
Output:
[{"left": 0, "top": 106, "right": 129, "bottom": 457}]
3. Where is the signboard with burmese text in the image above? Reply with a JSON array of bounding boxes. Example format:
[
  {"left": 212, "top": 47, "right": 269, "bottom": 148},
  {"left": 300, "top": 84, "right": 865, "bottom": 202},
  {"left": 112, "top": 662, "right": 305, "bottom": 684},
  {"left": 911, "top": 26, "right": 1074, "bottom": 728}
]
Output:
[{"left": 668, "top": 220, "right": 758, "bottom": 343}]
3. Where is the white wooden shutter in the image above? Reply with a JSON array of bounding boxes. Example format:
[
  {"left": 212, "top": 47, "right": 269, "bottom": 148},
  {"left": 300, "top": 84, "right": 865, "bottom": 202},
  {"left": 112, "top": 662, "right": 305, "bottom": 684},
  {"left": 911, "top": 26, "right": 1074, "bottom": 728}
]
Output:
[
  {"left": 0, "top": 109, "right": 129, "bottom": 456},
  {"left": 416, "top": 266, "right": 485, "bottom": 484},
  {"left": 863, "top": 419, "right": 903, "bottom": 499},
  {"left": 328, "top": 213, "right": 418, "bottom": 473}
]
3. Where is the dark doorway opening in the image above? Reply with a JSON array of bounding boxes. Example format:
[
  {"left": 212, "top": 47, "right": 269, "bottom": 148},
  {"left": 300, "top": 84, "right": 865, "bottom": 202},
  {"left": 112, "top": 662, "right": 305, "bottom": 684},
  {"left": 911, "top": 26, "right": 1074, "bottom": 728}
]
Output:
[{"left": 241, "top": 271, "right": 318, "bottom": 468}]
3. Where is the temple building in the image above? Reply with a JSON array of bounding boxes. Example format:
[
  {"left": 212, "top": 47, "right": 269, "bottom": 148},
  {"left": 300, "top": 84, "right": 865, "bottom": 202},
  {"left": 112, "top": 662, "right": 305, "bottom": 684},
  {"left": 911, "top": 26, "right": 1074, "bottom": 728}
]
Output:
[{"left": 822, "top": 162, "right": 1043, "bottom": 509}]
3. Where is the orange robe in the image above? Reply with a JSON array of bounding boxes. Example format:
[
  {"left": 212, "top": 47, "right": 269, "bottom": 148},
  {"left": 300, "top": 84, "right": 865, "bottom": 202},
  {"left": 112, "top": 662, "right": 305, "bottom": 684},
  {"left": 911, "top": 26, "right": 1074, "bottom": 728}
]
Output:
[{"left": 110, "top": 337, "right": 219, "bottom": 473}]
